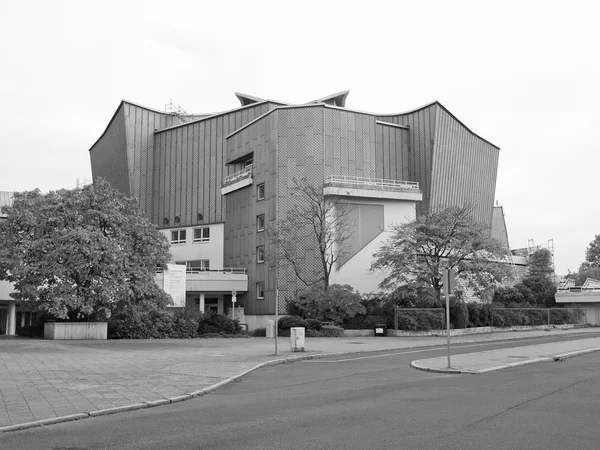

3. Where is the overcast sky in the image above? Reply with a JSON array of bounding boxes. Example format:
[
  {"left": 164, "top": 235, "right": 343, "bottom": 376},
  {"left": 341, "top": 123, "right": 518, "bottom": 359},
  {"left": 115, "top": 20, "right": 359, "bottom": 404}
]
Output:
[{"left": 1, "top": 0, "right": 598, "bottom": 275}]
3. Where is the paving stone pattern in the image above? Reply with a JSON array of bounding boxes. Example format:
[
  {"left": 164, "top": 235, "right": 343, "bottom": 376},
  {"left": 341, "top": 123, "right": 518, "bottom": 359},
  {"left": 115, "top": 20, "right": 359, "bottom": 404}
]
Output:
[{"left": 1, "top": 328, "right": 599, "bottom": 428}]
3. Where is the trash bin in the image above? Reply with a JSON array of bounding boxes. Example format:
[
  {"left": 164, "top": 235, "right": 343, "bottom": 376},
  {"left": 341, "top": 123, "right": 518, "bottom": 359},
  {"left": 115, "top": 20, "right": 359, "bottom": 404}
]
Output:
[{"left": 374, "top": 324, "right": 387, "bottom": 336}]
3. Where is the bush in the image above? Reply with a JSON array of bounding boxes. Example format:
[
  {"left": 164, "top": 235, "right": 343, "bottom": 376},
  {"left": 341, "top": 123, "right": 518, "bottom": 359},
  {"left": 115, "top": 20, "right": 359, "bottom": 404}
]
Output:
[
  {"left": 252, "top": 327, "right": 267, "bottom": 337},
  {"left": 449, "top": 300, "right": 469, "bottom": 329},
  {"left": 197, "top": 312, "right": 242, "bottom": 335},
  {"left": 108, "top": 308, "right": 241, "bottom": 339},
  {"left": 396, "top": 310, "right": 444, "bottom": 331},
  {"left": 278, "top": 316, "right": 307, "bottom": 332},
  {"left": 289, "top": 284, "right": 366, "bottom": 325},
  {"left": 307, "top": 325, "right": 345, "bottom": 337},
  {"left": 341, "top": 315, "right": 388, "bottom": 330}
]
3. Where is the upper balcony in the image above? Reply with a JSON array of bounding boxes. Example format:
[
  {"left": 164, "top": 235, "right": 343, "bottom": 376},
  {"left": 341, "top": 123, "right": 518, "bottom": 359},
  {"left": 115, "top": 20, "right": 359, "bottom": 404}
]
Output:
[
  {"left": 323, "top": 175, "right": 423, "bottom": 202},
  {"left": 221, "top": 165, "right": 253, "bottom": 195},
  {"left": 155, "top": 267, "right": 248, "bottom": 293}
]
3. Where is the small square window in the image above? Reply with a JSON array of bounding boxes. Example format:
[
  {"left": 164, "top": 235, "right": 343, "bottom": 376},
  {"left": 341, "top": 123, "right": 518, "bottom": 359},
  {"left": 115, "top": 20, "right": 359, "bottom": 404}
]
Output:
[
  {"left": 193, "top": 226, "right": 210, "bottom": 243},
  {"left": 256, "top": 245, "right": 265, "bottom": 263},
  {"left": 171, "top": 229, "right": 186, "bottom": 244},
  {"left": 256, "top": 282, "right": 265, "bottom": 299},
  {"left": 257, "top": 214, "right": 265, "bottom": 232},
  {"left": 257, "top": 183, "right": 265, "bottom": 201}
]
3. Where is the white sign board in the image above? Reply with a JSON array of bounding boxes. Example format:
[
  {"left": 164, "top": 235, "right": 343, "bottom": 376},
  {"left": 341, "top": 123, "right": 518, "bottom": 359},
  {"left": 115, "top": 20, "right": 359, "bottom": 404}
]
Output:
[{"left": 163, "top": 264, "right": 187, "bottom": 307}]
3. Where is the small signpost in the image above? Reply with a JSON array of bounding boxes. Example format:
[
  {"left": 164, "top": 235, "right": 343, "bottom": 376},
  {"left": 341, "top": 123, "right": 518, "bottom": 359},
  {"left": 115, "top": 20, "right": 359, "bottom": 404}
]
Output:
[
  {"left": 443, "top": 268, "right": 456, "bottom": 368},
  {"left": 231, "top": 289, "right": 236, "bottom": 320}
]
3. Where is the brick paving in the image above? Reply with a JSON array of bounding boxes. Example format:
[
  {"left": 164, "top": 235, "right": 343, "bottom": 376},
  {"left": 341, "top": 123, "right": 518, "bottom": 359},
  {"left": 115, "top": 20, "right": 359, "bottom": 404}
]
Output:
[{"left": 0, "top": 327, "right": 599, "bottom": 429}]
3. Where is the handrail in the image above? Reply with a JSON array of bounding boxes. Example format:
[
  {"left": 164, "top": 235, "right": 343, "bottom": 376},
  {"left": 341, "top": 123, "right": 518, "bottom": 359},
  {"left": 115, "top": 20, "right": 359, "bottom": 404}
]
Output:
[
  {"left": 186, "top": 267, "right": 247, "bottom": 275},
  {"left": 224, "top": 165, "right": 253, "bottom": 185},
  {"left": 325, "top": 175, "right": 419, "bottom": 190},
  {"left": 558, "top": 287, "right": 600, "bottom": 293}
]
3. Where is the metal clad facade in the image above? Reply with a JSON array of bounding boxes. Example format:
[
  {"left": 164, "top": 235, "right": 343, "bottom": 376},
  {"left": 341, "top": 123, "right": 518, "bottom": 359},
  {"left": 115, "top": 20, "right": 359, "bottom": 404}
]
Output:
[
  {"left": 89, "top": 105, "right": 130, "bottom": 196},
  {"left": 430, "top": 106, "right": 499, "bottom": 226},
  {"left": 152, "top": 102, "right": 274, "bottom": 228},
  {"left": 224, "top": 113, "right": 275, "bottom": 315}
]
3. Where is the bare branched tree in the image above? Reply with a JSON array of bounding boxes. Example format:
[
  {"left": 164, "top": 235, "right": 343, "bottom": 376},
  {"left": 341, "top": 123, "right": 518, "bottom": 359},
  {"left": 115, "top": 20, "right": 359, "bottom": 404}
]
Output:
[{"left": 268, "top": 178, "right": 353, "bottom": 290}]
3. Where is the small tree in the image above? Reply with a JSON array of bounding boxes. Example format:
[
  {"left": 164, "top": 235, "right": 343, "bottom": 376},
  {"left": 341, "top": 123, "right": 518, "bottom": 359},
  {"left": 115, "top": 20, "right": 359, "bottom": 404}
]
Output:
[
  {"left": 0, "top": 178, "right": 171, "bottom": 320},
  {"left": 528, "top": 248, "right": 554, "bottom": 278},
  {"left": 289, "top": 284, "right": 366, "bottom": 324},
  {"left": 269, "top": 178, "right": 352, "bottom": 289},
  {"left": 371, "top": 205, "right": 511, "bottom": 303}
]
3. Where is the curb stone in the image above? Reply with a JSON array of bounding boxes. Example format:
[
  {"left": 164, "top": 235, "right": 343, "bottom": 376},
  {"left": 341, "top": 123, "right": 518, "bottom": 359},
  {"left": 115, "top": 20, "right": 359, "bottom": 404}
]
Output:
[
  {"left": 1, "top": 332, "right": 598, "bottom": 434},
  {"left": 410, "top": 347, "right": 600, "bottom": 375}
]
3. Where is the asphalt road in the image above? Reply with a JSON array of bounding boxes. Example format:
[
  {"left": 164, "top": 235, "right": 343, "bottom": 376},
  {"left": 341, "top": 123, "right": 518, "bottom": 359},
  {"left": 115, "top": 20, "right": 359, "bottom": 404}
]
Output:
[{"left": 3, "top": 334, "right": 600, "bottom": 450}]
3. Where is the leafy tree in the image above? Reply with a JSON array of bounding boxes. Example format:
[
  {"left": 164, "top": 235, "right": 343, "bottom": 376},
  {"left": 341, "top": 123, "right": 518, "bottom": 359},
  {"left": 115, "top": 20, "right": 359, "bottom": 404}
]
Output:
[
  {"left": 519, "top": 276, "right": 557, "bottom": 308},
  {"left": 288, "top": 284, "right": 366, "bottom": 324},
  {"left": 528, "top": 248, "right": 554, "bottom": 278},
  {"left": 269, "top": 178, "right": 352, "bottom": 289},
  {"left": 585, "top": 234, "right": 600, "bottom": 267},
  {"left": 0, "top": 178, "right": 171, "bottom": 321},
  {"left": 371, "top": 205, "right": 511, "bottom": 303}
]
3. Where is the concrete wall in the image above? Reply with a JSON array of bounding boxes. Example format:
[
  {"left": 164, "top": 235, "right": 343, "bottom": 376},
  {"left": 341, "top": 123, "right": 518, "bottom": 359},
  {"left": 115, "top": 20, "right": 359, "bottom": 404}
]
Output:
[
  {"left": 44, "top": 322, "right": 108, "bottom": 340},
  {"left": 330, "top": 198, "right": 417, "bottom": 294}
]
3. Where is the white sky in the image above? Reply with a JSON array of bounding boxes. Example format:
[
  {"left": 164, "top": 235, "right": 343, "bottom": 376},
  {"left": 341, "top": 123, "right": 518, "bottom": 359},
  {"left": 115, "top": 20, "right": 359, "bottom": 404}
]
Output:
[{"left": 1, "top": 0, "right": 598, "bottom": 275}]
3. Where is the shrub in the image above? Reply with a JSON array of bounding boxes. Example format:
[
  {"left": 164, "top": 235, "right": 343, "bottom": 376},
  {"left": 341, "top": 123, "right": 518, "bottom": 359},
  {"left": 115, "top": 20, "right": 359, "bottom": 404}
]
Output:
[
  {"left": 304, "top": 318, "right": 323, "bottom": 331},
  {"left": 342, "top": 315, "right": 388, "bottom": 330},
  {"left": 289, "top": 284, "right": 366, "bottom": 325},
  {"left": 252, "top": 327, "right": 267, "bottom": 337},
  {"left": 307, "top": 325, "right": 345, "bottom": 337},
  {"left": 395, "top": 310, "right": 444, "bottom": 331},
  {"left": 278, "top": 316, "right": 307, "bottom": 332},
  {"left": 197, "top": 312, "right": 242, "bottom": 335},
  {"left": 449, "top": 300, "right": 469, "bottom": 329}
]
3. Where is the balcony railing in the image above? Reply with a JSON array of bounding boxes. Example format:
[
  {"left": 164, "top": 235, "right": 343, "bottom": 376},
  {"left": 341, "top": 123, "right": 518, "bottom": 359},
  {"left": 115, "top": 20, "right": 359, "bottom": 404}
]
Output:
[
  {"left": 185, "top": 267, "right": 247, "bottom": 275},
  {"left": 224, "top": 165, "right": 253, "bottom": 186},
  {"left": 558, "top": 287, "right": 600, "bottom": 293},
  {"left": 325, "top": 175, "right": 419, "bottom": 190},
  {"left": 156, "top": 267, "right": 247, "bottom": 275}
]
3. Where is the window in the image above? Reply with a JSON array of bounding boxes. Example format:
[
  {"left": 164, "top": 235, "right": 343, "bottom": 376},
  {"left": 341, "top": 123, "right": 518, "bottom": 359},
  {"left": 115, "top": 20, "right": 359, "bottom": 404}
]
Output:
[
  {"left": 257, "top": 214, "right": 265, "bottom": 232},
  {"left": 256, "top": 282, "right": 265, "bottom": 299},
  {"left": 171, "top": 229, "right": 186, "bottom": 244},
  {"left": 256, "top": 245, "right": 265, "bottom": 263},
  {"left": 193, "top": 226, "right": 210, "bottom": 243},
  {"left": 245, "top": 158, "right": 253, "bottom": 167},
  {"left": 186, "top": 260, "right": 210, "bottom": 272},
  {"left": 257, "top": 183, "right": 265, "bottom": 200}
]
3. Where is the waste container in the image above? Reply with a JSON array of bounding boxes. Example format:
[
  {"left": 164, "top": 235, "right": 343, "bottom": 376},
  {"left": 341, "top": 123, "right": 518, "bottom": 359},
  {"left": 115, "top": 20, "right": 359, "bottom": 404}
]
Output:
[{"left": 374, "top": 324, "right": 387, "bottom": 336}]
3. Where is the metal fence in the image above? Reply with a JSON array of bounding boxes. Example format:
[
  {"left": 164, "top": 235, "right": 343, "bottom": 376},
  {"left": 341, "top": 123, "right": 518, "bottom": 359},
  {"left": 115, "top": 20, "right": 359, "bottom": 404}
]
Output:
[{"left": 394, "top": 306, "right": 586, "bottom": 331}]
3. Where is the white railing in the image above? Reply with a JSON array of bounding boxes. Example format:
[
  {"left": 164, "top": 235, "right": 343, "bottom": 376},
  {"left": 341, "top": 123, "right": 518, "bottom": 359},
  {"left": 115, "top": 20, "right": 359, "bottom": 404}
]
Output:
[
  {"left": 325, "top": 175, "right": 419, "bottom": 190},
  {"left": 224, "top": 165, "right": 253, "bottom": 185},
  {"left": 558, "top": 287, "right": 600, "bottom": 293},
  {"left": 186, "top": 267, "right": 247, "bottom": 275}
]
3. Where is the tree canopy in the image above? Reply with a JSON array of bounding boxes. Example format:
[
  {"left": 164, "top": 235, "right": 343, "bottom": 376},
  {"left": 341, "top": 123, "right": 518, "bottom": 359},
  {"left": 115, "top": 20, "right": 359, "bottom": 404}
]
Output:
[
  {"left": 370, "top": 205, "right": 510, "bottom": 303},
  {"left": 528, "top": 248, "right": 554, "bottom": 278},
  {"left": 0, "top": 178, "right": 171, "bottom": 320},
  {"left": 269, "top": 178, "right": 352, "bottom": 289}
]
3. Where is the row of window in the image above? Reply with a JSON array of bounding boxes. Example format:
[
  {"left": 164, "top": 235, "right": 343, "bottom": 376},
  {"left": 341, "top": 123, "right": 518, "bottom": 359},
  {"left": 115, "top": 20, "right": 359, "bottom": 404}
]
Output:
[
  {"left": 171, "top": 226, "right": 210, "bottom": 245},
  {"left": 256, "top": 182, "right": 266, "bottom": 298}
]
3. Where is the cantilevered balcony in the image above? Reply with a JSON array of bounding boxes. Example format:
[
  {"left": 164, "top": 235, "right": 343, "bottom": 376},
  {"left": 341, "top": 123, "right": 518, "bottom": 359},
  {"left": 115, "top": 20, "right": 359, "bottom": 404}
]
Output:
[
  {"left": 155, "top": 267, "right": 248, "bottom": 293},
  {"left": 323, "top": 175, "right": 422, "bottom": 201},
  {"left": 221, "top": 165, "right": 253, "bottom": 195}
]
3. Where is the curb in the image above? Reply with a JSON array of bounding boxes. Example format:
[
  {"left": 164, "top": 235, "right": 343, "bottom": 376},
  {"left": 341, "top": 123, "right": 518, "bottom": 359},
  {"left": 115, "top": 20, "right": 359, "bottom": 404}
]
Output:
[
  {"left": 411, "top": 347, "right": 600, "bottom": 375},
  {"left": 1, "top": 332, "right": 599, "bottom": 434}
]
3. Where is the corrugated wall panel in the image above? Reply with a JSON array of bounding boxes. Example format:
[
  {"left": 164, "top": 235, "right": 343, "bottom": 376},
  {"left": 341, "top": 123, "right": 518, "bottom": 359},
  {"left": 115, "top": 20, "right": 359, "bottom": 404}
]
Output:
[
  {"left": 429, "top": 106, "right": 499, "bottom": 227},
  {"left": 90, "top": 105, "right": 130, "bottom": 196}
]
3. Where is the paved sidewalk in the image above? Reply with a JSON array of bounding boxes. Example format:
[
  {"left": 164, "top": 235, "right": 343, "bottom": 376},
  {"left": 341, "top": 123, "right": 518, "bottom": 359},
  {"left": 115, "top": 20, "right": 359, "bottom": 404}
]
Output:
[
  {"left": 411, "top": 336, "right": 600, "bottom": 374},
  {"left": 0, "top": 327, "right": 598, "bottom": 432}
]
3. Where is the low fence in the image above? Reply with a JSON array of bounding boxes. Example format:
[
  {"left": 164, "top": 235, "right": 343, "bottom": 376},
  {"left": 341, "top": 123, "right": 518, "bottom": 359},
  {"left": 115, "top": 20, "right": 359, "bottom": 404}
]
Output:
[{"left": 394, "top": 307, "right": 586, "bottom": 332}]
